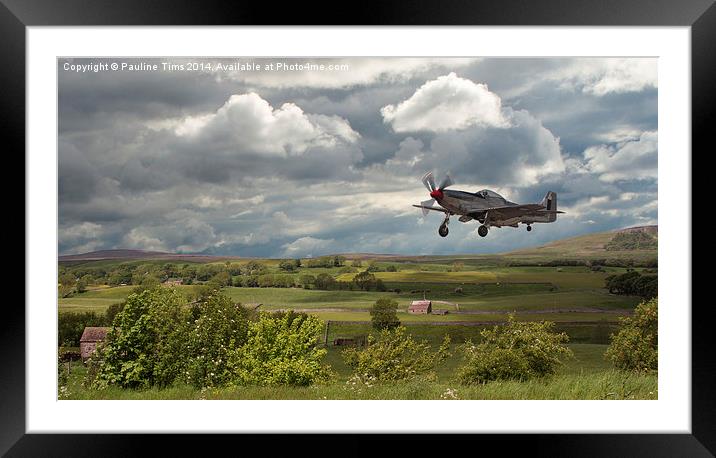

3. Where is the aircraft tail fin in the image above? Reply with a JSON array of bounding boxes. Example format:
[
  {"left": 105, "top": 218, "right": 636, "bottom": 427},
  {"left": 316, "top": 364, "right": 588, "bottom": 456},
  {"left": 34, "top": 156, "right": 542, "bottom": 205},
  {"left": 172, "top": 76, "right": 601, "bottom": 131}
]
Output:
[{"left": 540, "top": 191, "right": 558, "bottom": 221}]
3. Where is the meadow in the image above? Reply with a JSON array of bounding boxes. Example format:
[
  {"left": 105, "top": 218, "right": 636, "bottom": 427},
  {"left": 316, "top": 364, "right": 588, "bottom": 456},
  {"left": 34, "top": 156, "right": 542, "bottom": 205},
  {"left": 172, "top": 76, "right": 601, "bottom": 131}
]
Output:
[{"left": 58, "top": 228, "right": 657, "bottom": 400}]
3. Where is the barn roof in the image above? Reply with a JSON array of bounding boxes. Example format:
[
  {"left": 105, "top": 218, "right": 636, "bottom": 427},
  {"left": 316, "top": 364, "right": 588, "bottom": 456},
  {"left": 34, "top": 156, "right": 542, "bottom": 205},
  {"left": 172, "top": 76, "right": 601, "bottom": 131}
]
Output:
[
  {"left": 409, "top": 300, "right": 431, "bottom": 311},
  {"left": 80, "top": 327, "right": 109, "bottom": 342}
]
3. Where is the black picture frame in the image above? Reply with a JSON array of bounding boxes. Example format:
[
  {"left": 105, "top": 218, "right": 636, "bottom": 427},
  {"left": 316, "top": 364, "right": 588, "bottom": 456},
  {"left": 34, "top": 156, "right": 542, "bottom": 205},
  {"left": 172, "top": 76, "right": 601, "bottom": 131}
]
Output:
[{"left": 6, "top": 0, "right": 710, "bottom": 454}]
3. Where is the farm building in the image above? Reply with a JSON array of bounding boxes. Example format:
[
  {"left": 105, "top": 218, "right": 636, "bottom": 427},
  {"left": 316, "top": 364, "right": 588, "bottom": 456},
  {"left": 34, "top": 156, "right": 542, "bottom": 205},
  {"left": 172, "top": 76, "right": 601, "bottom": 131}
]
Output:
[
  {"left": 163, "top": 278, "right": 183, "bottom": 286},
  {"left": 408, "top": 300, "right": 432, "bottom": 314},
  {"left": 79, "top": 326, "right": 109, "bottom": 361}
]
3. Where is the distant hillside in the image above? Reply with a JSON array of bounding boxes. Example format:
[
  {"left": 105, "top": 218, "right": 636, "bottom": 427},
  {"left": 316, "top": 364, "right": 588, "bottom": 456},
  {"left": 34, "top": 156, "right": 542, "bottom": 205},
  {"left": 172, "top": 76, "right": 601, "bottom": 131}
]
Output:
[
  {"left": 59, "top": 225, "right": 657, "bottom": 266},
  {"left": 504, "top": 225, "right": 657, "bottom": 262},
  {"left": 59, "top": 249, "right": 236, "bottom": 263}
]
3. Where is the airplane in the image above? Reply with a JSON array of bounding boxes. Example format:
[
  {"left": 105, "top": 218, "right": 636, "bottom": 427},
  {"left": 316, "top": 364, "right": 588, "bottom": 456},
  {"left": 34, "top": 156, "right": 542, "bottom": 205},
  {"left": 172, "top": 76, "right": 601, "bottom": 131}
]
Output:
[{"left": 413, "top": 172, "right": 564, "bottom": 238}]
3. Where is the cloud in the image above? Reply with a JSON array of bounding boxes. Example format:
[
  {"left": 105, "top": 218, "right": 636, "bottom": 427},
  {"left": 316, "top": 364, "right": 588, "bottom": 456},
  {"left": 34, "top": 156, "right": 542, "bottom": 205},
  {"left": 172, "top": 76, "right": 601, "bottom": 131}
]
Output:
[
  {"left": 281, "top": 236, "right": 336, "bottom": 258},
  {"left": 584, "top": 131, "right": 657, "bottom": 182},
  {"left": 552, "top": 58, "right": 657, "bottom": 96},
  {"left": 381, "top": 72, "right": 508, "bottom": 133},
  {"left": 175, "top": 92, "right": 359, "bottom": 156}
]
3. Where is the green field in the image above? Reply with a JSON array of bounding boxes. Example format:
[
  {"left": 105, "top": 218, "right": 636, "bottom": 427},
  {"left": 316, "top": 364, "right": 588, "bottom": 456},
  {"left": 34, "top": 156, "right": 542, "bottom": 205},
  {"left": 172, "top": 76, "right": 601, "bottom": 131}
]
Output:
[
  {"left": 61, "top": 344, "right": 656, "bottom": 400},
  {"left": 58, "top": 228, "right": 656, "bottom": 400},
  {"left": 59, "top": 265, "right": 640, "bottom": 323}
]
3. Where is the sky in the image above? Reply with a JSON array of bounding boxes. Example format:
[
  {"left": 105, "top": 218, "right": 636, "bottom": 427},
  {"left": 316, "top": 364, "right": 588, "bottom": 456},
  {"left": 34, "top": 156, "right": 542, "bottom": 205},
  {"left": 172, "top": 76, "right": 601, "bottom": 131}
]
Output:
[{"left": 58, "top": 57, "right": 658, "bottom": 257}]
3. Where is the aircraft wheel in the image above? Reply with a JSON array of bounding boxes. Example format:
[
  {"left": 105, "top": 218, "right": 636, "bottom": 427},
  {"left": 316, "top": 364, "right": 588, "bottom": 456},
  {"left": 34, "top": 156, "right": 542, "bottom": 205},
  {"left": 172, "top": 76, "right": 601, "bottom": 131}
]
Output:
[
  {"left": 527, "top": 225, "right": 532, "bottom": 232},
  {"left": 478, "top": 225, "right": 489, "bottom": 237},
  {"left": 438, "top": 224, "right": 449, "bottom": 237}
]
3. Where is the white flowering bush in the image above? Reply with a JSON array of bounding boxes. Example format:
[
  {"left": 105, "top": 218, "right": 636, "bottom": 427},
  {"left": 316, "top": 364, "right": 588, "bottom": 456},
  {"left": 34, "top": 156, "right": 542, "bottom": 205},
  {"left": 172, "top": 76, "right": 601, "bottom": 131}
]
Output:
[
  {"left": 228, "top": 312, "right": 332, "bottom": 386},
  {"left": 342, "top": 326, "right": 450, "bottom": 383},
  {"left": 456, "top": 314, "right": 572, "bottom": 385},
  {"left": 181, "top": 293, "right": 250, "bottom": 388}
]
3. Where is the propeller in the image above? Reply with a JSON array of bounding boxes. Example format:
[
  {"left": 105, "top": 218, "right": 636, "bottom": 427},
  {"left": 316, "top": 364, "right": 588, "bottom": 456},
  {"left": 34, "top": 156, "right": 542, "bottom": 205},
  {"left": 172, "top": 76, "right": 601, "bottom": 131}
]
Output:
[
  {"left": 421, "top": 172, "right": 437, "bottom": 192},
  {"left": 418, "top": 172, "right": 454, "bottom": 216},
  {"left": 420, "top": 199, "right": 435, "bottom": 216}
]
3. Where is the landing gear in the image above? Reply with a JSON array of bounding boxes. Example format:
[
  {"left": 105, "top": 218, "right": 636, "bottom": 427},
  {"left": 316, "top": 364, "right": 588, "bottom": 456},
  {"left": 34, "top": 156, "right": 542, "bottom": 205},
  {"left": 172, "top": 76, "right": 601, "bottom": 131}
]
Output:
[
  {"left": 478, "top": 225, "right": 489, "bottom": 237},
  {"left": 526, "top": 225, "right": 532, "bottom": 232},
  {"left": 438, "top": 214, "right": 450, "bottom": 237}
]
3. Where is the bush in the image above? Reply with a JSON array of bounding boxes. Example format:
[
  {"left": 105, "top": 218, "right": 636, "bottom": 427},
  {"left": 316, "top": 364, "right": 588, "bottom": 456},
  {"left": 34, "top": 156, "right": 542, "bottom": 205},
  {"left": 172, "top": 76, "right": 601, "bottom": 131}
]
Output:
[
  {"left": 343, "top": 327, "right": 450, "bottom": 383},
  {"left": 92, "top": 287, "right": 188, "bottom": 389},
  {"left": 605, "top": 297, "right": 658, "bottom": 373},
  {"left": 456, "top": 315, "right": 572, "bottom": 384},
  {"left": 370, "top": 297, "right": 400, "bottom": 330},
  {"left": 228, "top": 312, "right": 331, "bottom": 386},
  {"left": 181, "top": 293, "right": 250, "bottom": 388}
]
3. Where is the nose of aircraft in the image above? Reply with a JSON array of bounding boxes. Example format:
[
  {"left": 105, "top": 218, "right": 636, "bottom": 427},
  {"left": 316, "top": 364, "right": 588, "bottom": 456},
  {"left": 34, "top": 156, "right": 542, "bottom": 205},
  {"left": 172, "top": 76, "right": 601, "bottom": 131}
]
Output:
[{"left": 430, "top": 189, "right": 444, "bottom": 199}]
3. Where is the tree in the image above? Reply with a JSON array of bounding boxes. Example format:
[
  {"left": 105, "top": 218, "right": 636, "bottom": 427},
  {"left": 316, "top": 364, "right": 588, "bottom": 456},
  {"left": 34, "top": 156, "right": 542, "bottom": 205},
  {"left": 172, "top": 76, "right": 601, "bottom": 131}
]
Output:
[
  {"left": 343, "top": 326, "right": 450, "bottom": 383},
  {"left": 605, "top": 297, "right": 658, "bottom": 373},
  {"left": 451, "top": 261, "right": 464, "bottom": 272},
  {"left": 353, "top": 271, "right": 376, "bottom": 291},
  {"left": 333, "top": 255, "right": 346, "bottom": 267},
  {"left": 210, "top": 271, "right": 232, "bottom": 287},
  {"left": 370, "top": 297, "right": 400, "bottom": 330},
  {"left": 456, "top": 315, "right": 573, "bottom": 384},
  {"left": 227, "top": 312, "right": 331, "bottom": 386},
  {"left": 59, "top": 273, "right": 76, "bottom": 298},
  {"left": 92, "top": 287, "right": 188, "bottom": 389},
  {"left": 244, "top": 260, "right": 267, "bottom": 276},
  {"left": 314, "top": 273, "right": 336, "bottom": 290},
  {"left": 279, "top": 260, "right": 298, "bottom": 272},
  {"left": 351, "top": 260, "right": 363, "bottom": 268},
  {"left": 298, "top": 274, "right": 316, "bottom": 289}
]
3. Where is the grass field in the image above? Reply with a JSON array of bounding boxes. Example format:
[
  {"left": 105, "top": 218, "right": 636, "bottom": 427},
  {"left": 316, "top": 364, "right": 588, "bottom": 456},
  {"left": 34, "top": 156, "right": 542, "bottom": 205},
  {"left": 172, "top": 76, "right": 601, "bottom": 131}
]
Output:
[
  {"left": 59, "top": 263, "right": 640, "bottom": 322},
  {"left": 61, "top": 344, "right": 656, "bottom": 400}
]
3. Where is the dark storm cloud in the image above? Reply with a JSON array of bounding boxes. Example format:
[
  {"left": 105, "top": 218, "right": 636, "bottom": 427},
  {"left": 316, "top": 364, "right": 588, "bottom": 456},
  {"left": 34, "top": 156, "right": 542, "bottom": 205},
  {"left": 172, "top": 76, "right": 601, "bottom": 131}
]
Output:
[{"left": 58, "top": 57, "right": 658, "bottom": 256}]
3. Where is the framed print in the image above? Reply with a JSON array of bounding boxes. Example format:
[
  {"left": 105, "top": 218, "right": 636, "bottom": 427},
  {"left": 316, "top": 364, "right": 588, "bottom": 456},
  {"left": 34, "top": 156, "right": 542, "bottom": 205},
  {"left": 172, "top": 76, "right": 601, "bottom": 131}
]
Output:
[{"left": 7, "top": 0, "right": 712, "bottom": 454}]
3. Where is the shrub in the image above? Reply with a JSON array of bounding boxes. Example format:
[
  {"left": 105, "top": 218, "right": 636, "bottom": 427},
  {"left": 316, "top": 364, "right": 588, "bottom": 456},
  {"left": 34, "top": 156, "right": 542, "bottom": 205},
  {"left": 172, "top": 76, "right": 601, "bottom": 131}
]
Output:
[
  {"left": 92, "top": 287, "right": 188, "bottom": 389},
  {"left": 228, "top": 312, "right": 331, "bottom": 386},
  {"left": 456, "top": 315, "right": 572, "bottom": 384},
  {"left": 343, "top": 326, "right": 450, "bottom": 383},
  {"left": 605, "top": 297, "right": 658, "bottom": 373},
  {"left": 181, "top": 293, "right": 250, "bottom": 388},
  {"left": 370, "top": 297, "right": 400, "bottom": 330}
]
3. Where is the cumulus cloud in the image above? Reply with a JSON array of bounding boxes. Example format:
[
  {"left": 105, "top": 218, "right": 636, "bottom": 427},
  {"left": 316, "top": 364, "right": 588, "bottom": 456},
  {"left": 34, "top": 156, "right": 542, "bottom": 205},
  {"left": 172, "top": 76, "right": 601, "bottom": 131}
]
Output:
[
  {"left": 584, "top": 130, "right": 657, "bottom": 182},
  {"left": 381, "top": 72, "right": 508, "bottom": 133},
  {"left": 552, "top": 58, "right": 657, "bottom": 96},
  {"left": 380, "top": 74, "right": 564, "bottom": 186},
  {"left": 175, "top": 92, "right": 359, "bottom": 156}
]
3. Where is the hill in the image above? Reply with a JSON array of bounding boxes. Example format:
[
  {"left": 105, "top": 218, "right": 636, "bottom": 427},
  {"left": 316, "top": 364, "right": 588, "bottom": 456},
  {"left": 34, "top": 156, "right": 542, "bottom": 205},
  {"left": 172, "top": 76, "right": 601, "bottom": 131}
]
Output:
[
  {"left": 58, "top": 249, "right": 236, "bottom": 264},
  {"left": 502, "top": 225, "right": 657, "bottom": 264},
  {"left": 59, "top": 225, "right": 657, "bottom": 266}
]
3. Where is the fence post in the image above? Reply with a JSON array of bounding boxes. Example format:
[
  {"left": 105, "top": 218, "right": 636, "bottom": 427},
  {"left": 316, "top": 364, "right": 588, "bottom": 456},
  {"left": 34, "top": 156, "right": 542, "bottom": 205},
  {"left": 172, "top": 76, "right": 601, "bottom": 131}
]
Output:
[{"left": 324, "top": 321, "right": 330, "bottom": 345}]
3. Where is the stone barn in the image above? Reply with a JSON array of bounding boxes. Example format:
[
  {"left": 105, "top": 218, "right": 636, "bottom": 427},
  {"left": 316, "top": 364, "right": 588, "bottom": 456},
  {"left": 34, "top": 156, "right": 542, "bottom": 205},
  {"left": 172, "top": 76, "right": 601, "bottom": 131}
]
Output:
[
  {"left": 80, "top": 326, "right": 109, "bottom": 362},
  {"left": 408, "top": 300, "right": 432, "bottom": 314}
]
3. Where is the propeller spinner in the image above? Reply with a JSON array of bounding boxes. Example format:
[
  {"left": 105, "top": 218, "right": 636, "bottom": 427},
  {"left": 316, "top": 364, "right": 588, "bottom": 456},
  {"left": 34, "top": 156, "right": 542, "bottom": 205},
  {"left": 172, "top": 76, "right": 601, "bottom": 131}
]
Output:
[{"left": 419, "top": 172, "right": 453, "bottom": 216}]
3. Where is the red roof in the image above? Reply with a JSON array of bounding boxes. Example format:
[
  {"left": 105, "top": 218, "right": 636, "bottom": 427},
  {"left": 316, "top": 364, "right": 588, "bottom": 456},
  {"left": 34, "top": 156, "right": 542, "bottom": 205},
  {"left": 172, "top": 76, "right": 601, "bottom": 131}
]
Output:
[
  {"left": 80, "top": 327, "right": 109, "bottom": 342},
  {"left": 409, "top": 300, "right": 431, "bottom": 311}
]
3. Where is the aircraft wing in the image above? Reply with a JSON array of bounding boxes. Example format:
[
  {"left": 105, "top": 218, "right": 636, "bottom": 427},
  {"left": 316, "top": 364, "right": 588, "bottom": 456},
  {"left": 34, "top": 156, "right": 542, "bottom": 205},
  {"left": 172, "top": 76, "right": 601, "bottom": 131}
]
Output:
[{"left": 412, "top": 204, "right": 449, "bottom": 214}]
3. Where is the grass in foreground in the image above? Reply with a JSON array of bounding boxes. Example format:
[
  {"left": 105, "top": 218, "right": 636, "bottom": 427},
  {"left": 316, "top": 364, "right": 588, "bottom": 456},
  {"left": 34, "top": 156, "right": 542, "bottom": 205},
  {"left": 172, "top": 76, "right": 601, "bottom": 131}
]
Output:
[{"left": 62, "top": 370, "right": 657, "bottom": 400}]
